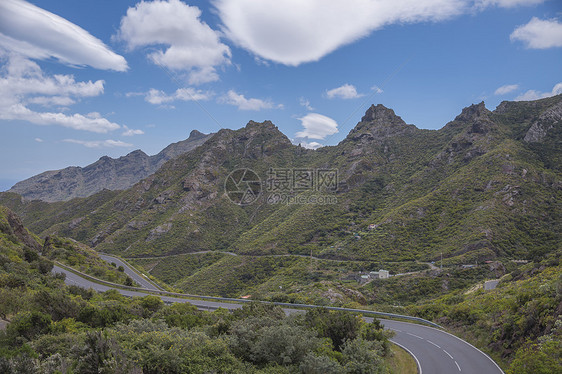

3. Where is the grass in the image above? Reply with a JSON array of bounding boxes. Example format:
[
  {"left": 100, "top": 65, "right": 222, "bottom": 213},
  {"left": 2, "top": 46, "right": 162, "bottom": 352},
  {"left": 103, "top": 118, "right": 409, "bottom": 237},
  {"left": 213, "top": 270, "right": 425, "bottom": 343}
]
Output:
[{"left": 385, "top": 342, "right": 418, "bottom": 374}]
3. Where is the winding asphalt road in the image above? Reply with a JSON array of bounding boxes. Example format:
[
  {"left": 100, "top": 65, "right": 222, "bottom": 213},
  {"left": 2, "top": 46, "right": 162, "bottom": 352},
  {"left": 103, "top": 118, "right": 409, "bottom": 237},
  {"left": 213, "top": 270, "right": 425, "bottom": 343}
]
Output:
[
  {"left": 52, "top": 264, "right": 504, "bottom": 374},
  {"left": 98, "top": 253, "right": 162, "bottom": 291}
]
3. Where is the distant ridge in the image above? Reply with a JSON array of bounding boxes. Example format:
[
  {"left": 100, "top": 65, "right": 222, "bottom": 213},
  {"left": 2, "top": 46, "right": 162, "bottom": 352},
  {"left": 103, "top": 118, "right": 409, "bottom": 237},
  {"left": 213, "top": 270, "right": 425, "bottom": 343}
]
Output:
[{"left": 9, "top": 130, "right": 213, "bottom": 202}]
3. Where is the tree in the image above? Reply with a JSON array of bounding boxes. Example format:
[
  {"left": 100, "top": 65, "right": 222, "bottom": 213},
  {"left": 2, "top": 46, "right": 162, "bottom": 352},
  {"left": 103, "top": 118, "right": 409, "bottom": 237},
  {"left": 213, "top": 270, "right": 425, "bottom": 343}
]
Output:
[
  {"left": 7, "top": 311, "right": 51, "bottom": 342},
  {"left": 304, "top": 309, "right": 362, "bottom": 351},
  {"left": 341, "top": 338, "right": 386, "bottom": 374}
]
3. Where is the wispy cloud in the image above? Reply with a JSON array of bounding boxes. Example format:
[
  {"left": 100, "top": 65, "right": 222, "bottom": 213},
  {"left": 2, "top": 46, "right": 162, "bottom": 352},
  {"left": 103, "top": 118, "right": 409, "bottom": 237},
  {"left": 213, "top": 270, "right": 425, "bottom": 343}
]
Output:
[
  {"left": 116, "top": 0, "right": 230, "bottom": 84},
  {"left": 326, "top": 84, "right": 364, "bottom": 99},
  {"left": 220, "top": 90, "right": 282, "bottom": 110},
  {"left": 511, "top": 17, "right": 562, "bottom": 49},
  {"left": 0, "top": 0, "right": 127, "bottom": 71},
  {"left": 494, "top": 84, "right": 519, "bottom": 95},
  {"left": 122, "top": 125, "right": 144, "bottom": 137},
  {"left": 475, "top": 0, "right": 546, "bottom": 9},
  {"left": 295, "top": 113, "right": 339, "bottom": 140},
  {"left": 0, "top": 54, "right": 120, "bottom": 133},
  {"left": 299, "top": 97, "right": 314, "bottom": 111},
  {"left": 34, "top": 137, "right": 43, "bottom": 142},
  {"left": 63, "top": 139, "right": 133, "bottom": 148},
  {"left": 142, "top": 88, "right": 213, "bottom": 105},
  {"left": 514, "top": 82, "right": 562, "bottom": 101}
]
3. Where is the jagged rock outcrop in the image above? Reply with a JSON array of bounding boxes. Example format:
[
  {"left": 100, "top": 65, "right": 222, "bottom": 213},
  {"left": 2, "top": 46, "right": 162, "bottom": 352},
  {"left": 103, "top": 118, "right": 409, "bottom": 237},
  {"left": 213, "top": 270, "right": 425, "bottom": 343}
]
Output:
[
  {"left": 9, "top": 130, "right": 213, "bottom": 202},
  {"left": 1, "top": 207, "right": 41, "bottom": 251},
  {"left": 524, "top": 101, "right": 562, "bottom": 142},
  {"left": 347, "top": 104, "right": 417, "bottom": 143}
]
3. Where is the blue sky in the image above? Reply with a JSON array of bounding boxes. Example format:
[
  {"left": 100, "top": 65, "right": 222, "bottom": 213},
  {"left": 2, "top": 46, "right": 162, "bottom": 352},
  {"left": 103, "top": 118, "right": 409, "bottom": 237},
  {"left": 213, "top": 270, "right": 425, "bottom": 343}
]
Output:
[{"left": 0, "top": 0, "right": 561, "bottom": 191}]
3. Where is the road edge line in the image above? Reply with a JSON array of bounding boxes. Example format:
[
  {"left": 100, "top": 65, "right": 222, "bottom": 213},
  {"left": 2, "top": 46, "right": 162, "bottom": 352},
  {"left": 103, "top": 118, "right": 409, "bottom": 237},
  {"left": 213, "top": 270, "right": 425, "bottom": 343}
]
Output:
[
  {"left": 399, "top": 322, "right": 505, "bottom": 373},
  {"left": 390, "top": 340, "right": 422, "bottom": 374}
]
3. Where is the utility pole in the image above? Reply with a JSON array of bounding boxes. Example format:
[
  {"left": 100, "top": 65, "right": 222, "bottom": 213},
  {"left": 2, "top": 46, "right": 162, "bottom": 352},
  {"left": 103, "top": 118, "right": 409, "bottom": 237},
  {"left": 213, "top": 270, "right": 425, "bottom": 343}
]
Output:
[{"left": 440, "top": 252, "right": 443, "bottom": 270}]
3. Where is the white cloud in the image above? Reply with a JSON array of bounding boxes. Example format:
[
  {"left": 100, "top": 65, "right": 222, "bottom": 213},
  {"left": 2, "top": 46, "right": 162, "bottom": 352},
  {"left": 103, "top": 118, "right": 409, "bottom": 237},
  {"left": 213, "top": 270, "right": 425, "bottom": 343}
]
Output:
[
  {"left": 297, "top": 140, "right": 323, "bottom": 149},
  {"left": 295, "top": 113, "right": 339, "bottom": 140},
  {"left": 514, "top": 82, "right": 562, "bottom": 101},
  {"left": 117, "top": 0, "right": 230, "bottom": 84},
  {"left": 0, "top": 0, "right": 127, "bottom": 71},
  {"left": 326, "top": 84, "right": 364, "bottom": 99},
  {"left": 34, "top": 138, "right": 43, "bottom": 143},
  {"left": 494, "top": 84, "right": 519, "bottom": 95},
  {"left": 0, "top": 54, "right": 120, "bottom": 133},
  {"left": 122, "top": 125, "right": 144, "bottom": 136},
  {"left": 215, "top": 0, "right": 467, "bottom": 66},
  {"left": 27, "top": 96, "right": 76, "bottom": 107},
  {"left": 511, "top": 17, "right": 562, "bottom": 49},
  {"left": 143, "top": 87, "right": 212, "bottom": 105},
  {"left": 220, "top": 90, "right": 281, "bottom": 111},
  {"left": 63, "top": 139, "right": 133, "bottom": 148},
  {"left": 371, "top": 85, "right": 384, "bottom": 94},
  {"left": 299, "top": 97, "right": 314, "bottom": 111},
  {"left": 475, "top": 0, "right": 545, "bottom": 8}
]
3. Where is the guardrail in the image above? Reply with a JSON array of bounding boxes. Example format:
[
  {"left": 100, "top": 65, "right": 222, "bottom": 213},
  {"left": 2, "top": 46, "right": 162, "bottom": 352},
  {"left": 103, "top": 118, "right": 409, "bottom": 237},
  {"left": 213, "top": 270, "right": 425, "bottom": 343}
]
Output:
[
  {"left": 53, "top": 262, "right": 442, "bottom": 328},
  {"left": 97, "top": 252, "right": 165, "bottom": 291}
]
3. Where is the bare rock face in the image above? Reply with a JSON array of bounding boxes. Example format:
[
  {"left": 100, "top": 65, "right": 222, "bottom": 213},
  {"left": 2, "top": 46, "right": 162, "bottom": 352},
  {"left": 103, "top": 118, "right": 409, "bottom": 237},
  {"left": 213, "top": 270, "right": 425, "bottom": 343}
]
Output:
[
  {"left": 524, "top": 101, "right": 562, "bottom": 142},
  {"left": 9, "top": 130, "right": 213, "bottom": 202},
  {"left": 3, "top": 209, "right": 42, "bottom": 251},
  {"left": 348, "top": 104, "right": 416, "bottom": 142}
]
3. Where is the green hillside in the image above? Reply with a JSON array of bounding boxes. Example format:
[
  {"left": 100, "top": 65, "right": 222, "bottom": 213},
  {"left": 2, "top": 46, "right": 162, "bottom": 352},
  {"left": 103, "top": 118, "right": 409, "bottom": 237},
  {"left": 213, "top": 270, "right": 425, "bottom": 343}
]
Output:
[{"left": 1, "top": 97, "right": 560, "bottom": 265}]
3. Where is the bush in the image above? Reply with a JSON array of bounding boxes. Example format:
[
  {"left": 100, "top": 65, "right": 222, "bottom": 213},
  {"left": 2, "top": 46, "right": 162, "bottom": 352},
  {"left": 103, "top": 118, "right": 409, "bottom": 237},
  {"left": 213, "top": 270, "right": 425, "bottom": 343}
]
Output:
[
  {"left": 341, "top": 338, "right": 386, "bottom": 374},
  {"left": 304, "top": 309, "right": 362, "bottom": 351},
  {"left": 7, "top": 311, "right": 52, "bottom": 343}
]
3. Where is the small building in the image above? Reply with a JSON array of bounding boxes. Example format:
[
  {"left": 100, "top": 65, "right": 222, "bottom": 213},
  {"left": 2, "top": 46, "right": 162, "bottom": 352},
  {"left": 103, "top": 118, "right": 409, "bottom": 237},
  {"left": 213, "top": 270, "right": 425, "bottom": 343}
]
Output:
[
  {"left": 359, "top": 274, "right": 370, "bottom": 284},
  {"left": 368, "top": 269, "right": 389, "bottom": 279}
]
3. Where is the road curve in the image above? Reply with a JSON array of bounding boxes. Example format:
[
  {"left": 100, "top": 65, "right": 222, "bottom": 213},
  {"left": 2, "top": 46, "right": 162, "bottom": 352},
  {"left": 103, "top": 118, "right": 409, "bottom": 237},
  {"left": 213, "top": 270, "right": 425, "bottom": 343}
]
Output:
[
  {"left": 98, "top": 253, "right": 162, "bottom": 291},
  {"left": 53, "top": 266, "right": 504, "bottom": 374}
]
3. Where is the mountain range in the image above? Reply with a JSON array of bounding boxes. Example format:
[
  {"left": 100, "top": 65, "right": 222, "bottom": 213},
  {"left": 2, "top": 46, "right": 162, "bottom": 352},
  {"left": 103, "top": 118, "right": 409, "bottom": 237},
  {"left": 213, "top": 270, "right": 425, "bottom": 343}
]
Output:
[
  {"left": 8, "top": 130, "right": 213, "bottom": 202},
  {"left": 1, "top": 95, "right": 560, "bottom": 265}
]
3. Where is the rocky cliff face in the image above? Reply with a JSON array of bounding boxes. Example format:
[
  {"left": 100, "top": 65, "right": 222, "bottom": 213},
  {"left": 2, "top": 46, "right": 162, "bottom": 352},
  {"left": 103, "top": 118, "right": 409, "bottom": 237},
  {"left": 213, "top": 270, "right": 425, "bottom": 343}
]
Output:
[{"left": 9, "top": 130, "right": 213, "bottom": 202}]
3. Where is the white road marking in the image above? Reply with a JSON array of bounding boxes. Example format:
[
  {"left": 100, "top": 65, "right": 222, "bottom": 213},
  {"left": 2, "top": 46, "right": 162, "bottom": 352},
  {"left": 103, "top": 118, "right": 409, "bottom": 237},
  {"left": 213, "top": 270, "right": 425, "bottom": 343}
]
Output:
[
  {"left": 407, "top": 332, "right": 424, "bottom": 339},
  {"left": 443, "top": 349, "right": 454, "bottom": 360},
  {"left": 391, "top": 340, "right": 422, "bottom": 374},
  {"left": 391, "top": 320, "right": 505, "bottom": 373},
  {"left": 426, "top": 339, "right": 441, "bottom": 349},
  {"left": 455, "top": 360, "right": 462, "bottom": 371}
]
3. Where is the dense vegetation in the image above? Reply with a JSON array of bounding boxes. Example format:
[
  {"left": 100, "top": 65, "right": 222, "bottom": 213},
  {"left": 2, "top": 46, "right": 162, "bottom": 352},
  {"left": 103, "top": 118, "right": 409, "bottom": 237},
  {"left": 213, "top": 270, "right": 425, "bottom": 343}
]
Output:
[{"left": 0, "top": 206, "right": 405, "bottom": 373}]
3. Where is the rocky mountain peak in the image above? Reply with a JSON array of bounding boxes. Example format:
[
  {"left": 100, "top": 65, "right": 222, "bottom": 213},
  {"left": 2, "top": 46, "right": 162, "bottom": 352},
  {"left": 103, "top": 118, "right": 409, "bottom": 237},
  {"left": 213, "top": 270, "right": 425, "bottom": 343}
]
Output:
[
  {"left": 345, "top": 104, "right": 415, "bottom": 144},
  {"left": 189, "top": 129, "right": 206, "bottom": 139},
  {"left": 125, "top": 149, "right": 149, "bottom": 158},
  {"left": 245, "top": 120, "right": 276, "bottom": 130},
  {"left": 361, "top": 104, "right": 407, "bottom": 126},
  {"left": 454, "top": 102, "right": 489, "bottom": 122}
]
